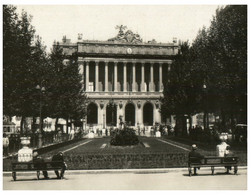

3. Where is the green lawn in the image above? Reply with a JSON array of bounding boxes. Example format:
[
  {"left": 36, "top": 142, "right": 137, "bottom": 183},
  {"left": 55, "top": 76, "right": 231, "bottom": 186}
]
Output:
[{"left": 3, "top": 136, "right": 247, "bottom": 171}]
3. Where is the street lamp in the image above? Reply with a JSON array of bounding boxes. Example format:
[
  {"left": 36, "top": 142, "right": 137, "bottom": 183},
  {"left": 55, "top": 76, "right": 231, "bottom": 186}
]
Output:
[
  {"left": 109, "top": 99, "right": 117, "bottom": 127},
  {"left": 203, "top": 83, "right": 208, "bottom": 130},
  {"left": 36, "top": 83, "right": 46, "bottom": 148}
]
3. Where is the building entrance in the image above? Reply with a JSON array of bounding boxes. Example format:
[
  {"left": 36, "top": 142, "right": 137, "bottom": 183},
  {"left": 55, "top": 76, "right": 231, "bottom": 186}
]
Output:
[
  {"left": 106, "top": 104, "right": 117, "bottom": 126},
  {"left": 87, "top": 103, "right": 98, "bottom": 125},
  {"left": 143, "top": 103, "right": 153, "bottom": 126},
  {"left": 125, "top": 103, "right": 135, "bottom": 126}
]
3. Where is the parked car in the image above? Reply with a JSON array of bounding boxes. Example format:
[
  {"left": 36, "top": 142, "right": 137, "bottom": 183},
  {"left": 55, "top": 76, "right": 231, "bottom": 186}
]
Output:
[{"left": 234, "top": 124, "right": 247, "bottom": 143}]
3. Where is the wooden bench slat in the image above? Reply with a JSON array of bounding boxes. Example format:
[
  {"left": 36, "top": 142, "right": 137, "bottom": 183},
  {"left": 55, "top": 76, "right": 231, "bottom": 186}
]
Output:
[{"left": 188, "top": 156, "right": 238, "bottom": 176}]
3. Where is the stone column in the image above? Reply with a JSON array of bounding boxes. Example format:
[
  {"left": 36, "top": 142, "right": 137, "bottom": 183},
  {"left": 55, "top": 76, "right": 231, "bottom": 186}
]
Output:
[
  {"left": 105, "top": 61, "right": 108, "bottom": 92},
  {"left": 159, "top": 63, "right": 163, "bottom": 92},
  {"left": 85, "top": 61, "right": 89, "bottom": 92},
  {"left": 141, "top": 63, "right": 145, "bottom": 92},
  {"left": 132, "top": 62, "right": 136, "bottom": 92},
  {"left": 150, "top": 62, "right": 154, "bottom": 92},
  {"left": 114, "top": 61, "right": 118, "bottom": 92},
  {"left": 95, "top": 61, "right": 99, "bottom": 92},
  {"left": 123, "top": 62, "right": 127, "bottom": 92},
  {"left": 154, "top": 102, "right": 161, "bottom": 124}
]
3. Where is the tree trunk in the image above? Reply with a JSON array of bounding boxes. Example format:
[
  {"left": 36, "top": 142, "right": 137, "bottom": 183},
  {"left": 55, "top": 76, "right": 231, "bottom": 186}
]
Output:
[
  {"left": 55, "top": 117, "right": 59, "bottom": 131},
  {"left": 188, "top": 114, "right": 192, "bottom": 129},
  {"left": 206, "top": 112, "right": 209, "bottom": 130},
  {"left": 20, "top": 116, "right": 24, "bottom": 136},
  {"left": 32, "top": 117, "right": 36, "bottom": 134},
  {"left": 41, "top": 117, "right": 44, "bottom": 133},
  {"left": 221, "top": 109, "right": 226, "bottom": 132},
  {"left": 32, "top": 117, "right": 36, "bottom": 147},
  {"left": 66, "top": 118, "right": 69, "bottom": 134}
]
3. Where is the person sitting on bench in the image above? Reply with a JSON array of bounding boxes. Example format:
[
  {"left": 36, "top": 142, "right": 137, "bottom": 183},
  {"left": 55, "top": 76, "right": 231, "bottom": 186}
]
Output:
[
  {"left": 216, "top": 139, "right": 232, "bottom": 173},
  {"left": 51, "top": 152, "right": 67, "bottom": 179},
  {"left": 33, "top": 151, "right": 49, "bottom": 179},
  {"left": 188, "top": 144, "right": 204, "bottom": 175}
]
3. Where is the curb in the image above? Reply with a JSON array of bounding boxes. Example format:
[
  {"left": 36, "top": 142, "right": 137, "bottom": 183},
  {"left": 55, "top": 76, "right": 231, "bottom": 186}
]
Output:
[{"left": 3, "top": 166, "right": 247, "bottom": 176}]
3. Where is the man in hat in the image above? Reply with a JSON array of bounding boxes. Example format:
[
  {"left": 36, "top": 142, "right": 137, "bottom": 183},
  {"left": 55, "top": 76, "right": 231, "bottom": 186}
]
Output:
[
  {"left": 188, "top": 144, "right": 204, "bottom": 175},
  {"left": 33, "top": 151, "right": 49, "bottom": 179},
  {"left": 51, "top": 151, "right": 67, "bottom": 179}
]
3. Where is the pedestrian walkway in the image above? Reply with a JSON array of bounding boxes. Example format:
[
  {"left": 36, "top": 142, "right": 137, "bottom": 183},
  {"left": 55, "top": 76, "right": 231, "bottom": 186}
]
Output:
[{"left": 3, "top": 167, "right": 247, "bottom": 190}]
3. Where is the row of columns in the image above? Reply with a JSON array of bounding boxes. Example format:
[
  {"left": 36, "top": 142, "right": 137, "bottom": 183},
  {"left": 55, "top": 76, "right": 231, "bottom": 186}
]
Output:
[
  {"left": 89, "top": 101, "right": 161, "bottom": 128},
  {"left": 82, "top": 61, "right": 171, "bottom": 92}
]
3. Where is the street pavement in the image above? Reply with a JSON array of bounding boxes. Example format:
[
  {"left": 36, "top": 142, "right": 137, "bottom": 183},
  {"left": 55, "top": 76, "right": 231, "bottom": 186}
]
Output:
[{"left": 3, "top": 167, "right": 247, "bottom": 190}]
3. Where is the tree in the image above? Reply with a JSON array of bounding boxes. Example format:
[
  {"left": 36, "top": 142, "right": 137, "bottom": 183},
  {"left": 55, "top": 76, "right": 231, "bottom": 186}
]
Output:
[
  {"left": 3, "top": 6, "right": 37, "bottom": 134},
  {"left": 161, "top": 41, "right": 200, "bottom": 135},
  {"left": 162, "top": 5, "right": 247, "bottom": 134},
  {"left": 47, "top": 44, "right": 88, "bottom": 131}
]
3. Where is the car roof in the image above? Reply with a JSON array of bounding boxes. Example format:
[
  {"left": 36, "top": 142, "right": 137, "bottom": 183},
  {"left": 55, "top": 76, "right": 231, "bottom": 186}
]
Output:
[{"left": 236, "top": 124, "right": 247, "bottom": 127}]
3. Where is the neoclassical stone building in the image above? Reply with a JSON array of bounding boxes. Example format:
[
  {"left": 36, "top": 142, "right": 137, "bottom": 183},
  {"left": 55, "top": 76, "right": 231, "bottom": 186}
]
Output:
[{"left": 56, "top": 26, "right": 179, "bottom": 130}]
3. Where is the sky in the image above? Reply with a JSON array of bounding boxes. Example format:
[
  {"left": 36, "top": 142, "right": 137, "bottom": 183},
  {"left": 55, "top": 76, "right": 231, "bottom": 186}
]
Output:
[{"left": 15, "top": 5, "right": 221, "bottom": 52}]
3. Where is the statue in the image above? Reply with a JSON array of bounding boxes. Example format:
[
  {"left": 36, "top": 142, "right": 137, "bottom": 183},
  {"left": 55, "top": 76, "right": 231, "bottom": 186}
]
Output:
[
  {"left": 78, "top": 33, "right": 83, "bottom": 40},
  {"left": 108, "top": 25, "right": 143, "bottom": 44},
  {"left": 116, "top": 25, "right": 127, "bottom": 35},
  {"left": 119, "top": 115, "right": 124, "bottom": 130}
]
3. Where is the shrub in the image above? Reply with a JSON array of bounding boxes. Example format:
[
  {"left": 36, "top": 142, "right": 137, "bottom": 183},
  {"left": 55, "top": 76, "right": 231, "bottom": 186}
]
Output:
[{"left": 110, "top": 128, "right": 139, "bottom": 146}]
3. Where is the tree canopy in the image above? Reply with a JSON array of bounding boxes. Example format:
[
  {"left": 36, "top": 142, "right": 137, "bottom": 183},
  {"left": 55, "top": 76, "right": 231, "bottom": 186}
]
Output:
[
  {"left": 161, "top": 5, "right": 247, "bottom": 128},
  {"left": 3, "top": 5, "right": 88, "bottom": 132}
]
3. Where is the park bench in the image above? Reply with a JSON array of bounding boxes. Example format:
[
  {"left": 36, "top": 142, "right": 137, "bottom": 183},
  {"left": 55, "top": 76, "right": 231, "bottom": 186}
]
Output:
[
  {"left": 11, "top": 161, "right": 65, "bottom": 181},
  {"left": 188, "top": 156, "right": 238, "bottom": 176}
]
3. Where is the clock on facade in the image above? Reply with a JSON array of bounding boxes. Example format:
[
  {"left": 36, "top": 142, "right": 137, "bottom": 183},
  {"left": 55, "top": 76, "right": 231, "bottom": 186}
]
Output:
[{"left": 127, "top": 48, "right": 132, "bottom": 54}]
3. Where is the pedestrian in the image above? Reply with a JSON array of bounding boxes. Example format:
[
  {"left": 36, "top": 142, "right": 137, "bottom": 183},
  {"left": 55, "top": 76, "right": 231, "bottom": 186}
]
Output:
[
  {"left": 70, "top": 128, "right": 75, "bottom": 140},
  {"left": 51, "top": 152, "right": 67, "bottom": 179},
  {"left": 33, "top": 151, "right": 49, "bottom": 179},
  {"left": 164, "top": 126, "right": 168, "bottom": 136},
  {"left": 3, "top": 133, "right": 9, "bottom": 156},
  {"left": 188, "top": 144, "right": 204, "bottom": 175}
]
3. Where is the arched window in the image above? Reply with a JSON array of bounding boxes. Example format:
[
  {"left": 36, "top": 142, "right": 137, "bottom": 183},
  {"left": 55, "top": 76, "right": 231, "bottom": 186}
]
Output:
[
  {"left": 143, "top": 103, "right": 153, "bottom": 126},
  {"left": 87, "top": 103, "right": 98, "bottom": 124},
  {"left": 125, "top": 103, "right": 135, "bottom": 126}
]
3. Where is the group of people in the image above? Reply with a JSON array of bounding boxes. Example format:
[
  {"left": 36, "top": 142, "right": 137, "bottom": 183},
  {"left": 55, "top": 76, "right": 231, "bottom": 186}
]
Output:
[
  {"left": 189, "top": 139, "right": 232, "bottom": 175},
  {"left": 19, "top": 150, "right": 67, "bottom": 179}
]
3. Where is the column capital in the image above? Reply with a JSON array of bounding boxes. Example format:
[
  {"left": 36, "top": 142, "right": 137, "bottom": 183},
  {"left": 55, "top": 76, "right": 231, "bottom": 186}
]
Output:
[
  {"left": 84, "top": 60, "right": 90, "bottom": 64},
  {"left": 78, "top": 57, "right": 84, "bottom": 61},
  {"left": 95, "top": 60, "right": 99, "bottom": 64},
  {"left": 104, "top": 61, "right": 109, "bottom": 65}
]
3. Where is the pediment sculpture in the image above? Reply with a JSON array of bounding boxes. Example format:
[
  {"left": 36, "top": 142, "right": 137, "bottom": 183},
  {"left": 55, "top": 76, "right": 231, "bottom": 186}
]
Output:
[{"left": 108, "top": 25, "right": 143, "bottom": 44}]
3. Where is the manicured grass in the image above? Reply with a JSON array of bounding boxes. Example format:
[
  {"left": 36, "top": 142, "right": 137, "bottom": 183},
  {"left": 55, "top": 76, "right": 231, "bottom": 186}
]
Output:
[{"left": 3, "top": 136, "right": 247, "bottom": 171}]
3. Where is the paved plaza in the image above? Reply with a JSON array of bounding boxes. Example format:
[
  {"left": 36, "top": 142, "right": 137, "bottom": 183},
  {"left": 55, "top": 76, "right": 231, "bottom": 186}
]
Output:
[
  {"left": 3, "top": 168, "right": 247, "bottom": 190},
  {"left": 3, "top": 137, "right": 247, "bottom": 190}
]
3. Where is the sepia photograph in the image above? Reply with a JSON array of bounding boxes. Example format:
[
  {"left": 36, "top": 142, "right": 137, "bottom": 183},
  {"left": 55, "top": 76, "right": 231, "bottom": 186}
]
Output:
[{"left": 2, "top": 0, "right": 248, "bottom": 191}]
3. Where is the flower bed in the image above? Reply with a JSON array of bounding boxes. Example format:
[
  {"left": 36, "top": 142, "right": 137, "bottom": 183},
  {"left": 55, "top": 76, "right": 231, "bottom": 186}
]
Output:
[{"left": 110, "top": 128, "right": 139, "bottom": 146}]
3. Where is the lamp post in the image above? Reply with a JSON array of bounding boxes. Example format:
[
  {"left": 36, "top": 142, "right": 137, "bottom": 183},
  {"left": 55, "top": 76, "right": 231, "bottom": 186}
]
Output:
[
  {"left": 203, "top": 83, "right": 208, "bottom": 130},
  {"left": 109, "top": 99, "right": 117, "bottom": 127},
  {"left": 36, "top": 82, "right": 45, "bottom": 148}
]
